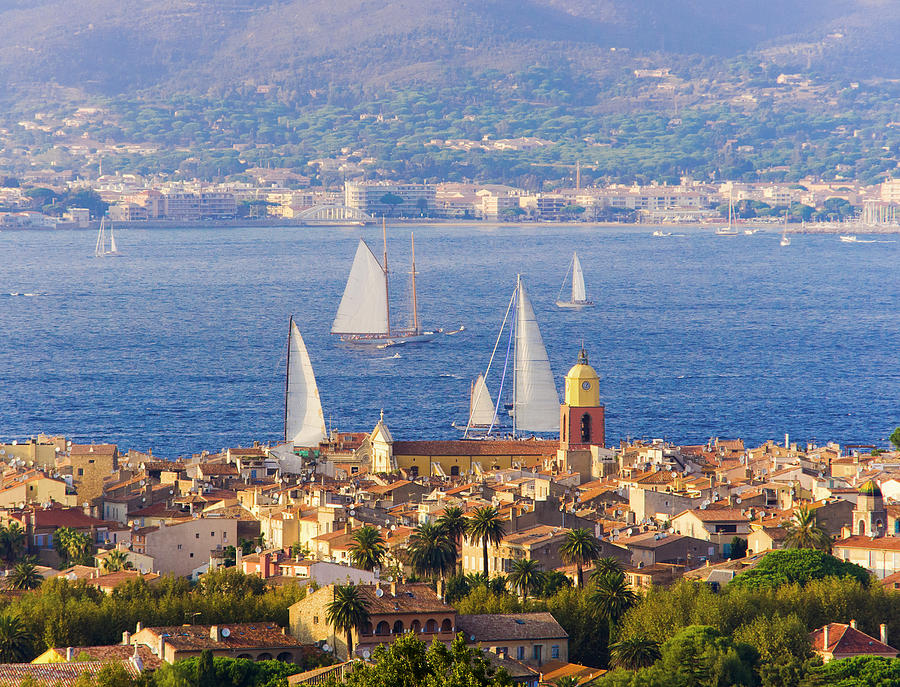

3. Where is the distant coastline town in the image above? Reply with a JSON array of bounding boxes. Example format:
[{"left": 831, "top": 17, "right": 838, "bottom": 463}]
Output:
[{"left": 2, "top": 174, "right": 900, "bottom": 232}]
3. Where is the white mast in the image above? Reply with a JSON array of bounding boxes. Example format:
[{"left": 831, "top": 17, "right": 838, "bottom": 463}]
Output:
[
  {"left": 284, "top": 318, "right": 327, "bottom": 446},
  {"left": 571, "top": 251, "right": 586, "bottom": 303},
  {"left": 382, "top": 217, "right": 391, "bottom": 335},
  {"left": 514, "top": 276, "right": 560, "bottom": 433},
  {"left": 331, "top": 240, "right": 390, "bottom": 335}
]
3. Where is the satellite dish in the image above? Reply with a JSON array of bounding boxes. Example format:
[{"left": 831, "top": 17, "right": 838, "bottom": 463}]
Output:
[
  {"left": 386, "top": 576, "right": 393, "bottom": 582},
  {"left": 349, "top": 510, "right": 356, "bottom": 516},
  {"left": 362, "top": 649, "right": 370, "bottom": 659},
  {"left": 322, "top": 643, "right": 331, "bottom": 653},
  {"left": 255, "top": 546, "right": 262, "bottom": 554},
  {"left": 735, "top": 497, "right": 742, "bottom": 504},
  {"left": 221, "top": 628, "right": 231, "bottom": 638},
  {"left": 470, "top": 635, "right": 475, "bottom": 641},
  {"left": 375, "top": 588, "right": 384, "bottom": 597}
]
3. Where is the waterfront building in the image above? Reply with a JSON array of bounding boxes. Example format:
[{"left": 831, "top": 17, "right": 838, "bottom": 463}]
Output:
[{"left": 344, "top": 181, "right": 435, "bottom": 217}]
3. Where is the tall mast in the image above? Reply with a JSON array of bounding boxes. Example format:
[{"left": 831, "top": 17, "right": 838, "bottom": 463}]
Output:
[
  {"left": 410, "top": 232, "right": 419, "bottom": 334},
  {"left": 382, "top": 216, "right": 391, "bottom": 335},
  {"left": 513, "top": 274, "right": 520, "bottom": 439},
  {"left": 283, "top": 316, "right": 292, "bottom": 443}
]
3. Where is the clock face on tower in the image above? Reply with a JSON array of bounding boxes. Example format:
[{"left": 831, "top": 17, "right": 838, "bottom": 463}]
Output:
[{"left": 581, "top": 381, "right": 591, "bottom": 390}]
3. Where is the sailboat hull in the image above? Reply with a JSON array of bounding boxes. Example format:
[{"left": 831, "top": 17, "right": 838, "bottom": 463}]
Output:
[
  {"left": 556, "top": 300, "right": 594, "bottom": 309},
  {"left": 339, "top": 331, "right": 438, "bottom": 346}
]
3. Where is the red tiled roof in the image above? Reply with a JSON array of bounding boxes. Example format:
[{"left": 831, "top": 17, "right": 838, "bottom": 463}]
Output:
[
  {"left": 351, "top": 583, "right": 452, "bottom": 615},
  {"left": 143, "top": 622, "right": 302, "bottom": 651},
  {"left": 0, "top": 661, "right": 140, "bottom": 686},
  {"left": 49, "top": 645, "right": 162, "bottom": 670},
  {"left": 392, "top": 440, "right": 556, "bottom": 457},
  {"left": 69, "top": 444, "right": 117, "bottom": 456},
  {"left": 810, "top": 623, "right": 897, "bottom": 657},
  {"left": 834, "top": 536, "right": 900, "bottom": 552}
]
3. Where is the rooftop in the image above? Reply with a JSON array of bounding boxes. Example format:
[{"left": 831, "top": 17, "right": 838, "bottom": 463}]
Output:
[{"left": 456, "top": 612, "right": 568, "bottom": 642}]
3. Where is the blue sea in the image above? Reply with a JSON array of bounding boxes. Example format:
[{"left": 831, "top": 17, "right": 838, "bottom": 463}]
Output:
[{"left": 0, "top": 224, "right": 897, "bottom": 458}]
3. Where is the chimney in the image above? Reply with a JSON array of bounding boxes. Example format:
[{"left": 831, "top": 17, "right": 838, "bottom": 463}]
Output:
[
  {"left": 210, "top": 626, "right": 221, "bottom": 642},
  {"left": 390, "top": 581, "right": 397, "bottom": 597},
  {"left": 823, "top": 625, "right": 830, "bottom": 650},
  {"left": 345, "top": 522, "right": 352, "bottom": 535},
  {"left": 158, "top": 637, "right": 166, "bottom": 659},
  {"left": 122, "top": 630, "right": 131, "bottom": 646},
  {"left": 850, "top": 619, "right": 857, "bottom": 630},
  {"left": 135, "top": 622, "right": 142, "bottom": 633},
  {"left": 66, "top": 647, "right": 75, "bottom": 662},
  {"left": 881, "top": 623, "right": 888, "bottom": 645},
  {"left": 259, "top": 552, "right": 269, "bottom": 580}
]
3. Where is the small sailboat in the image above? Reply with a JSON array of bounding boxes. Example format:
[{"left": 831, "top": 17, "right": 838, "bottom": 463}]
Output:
[
  {"left": 652, "top": 230, "right": 673, "bottom": 237},
  {"left": 715, "top": 191, "right": 739, "bottom": 236},
  {"left": 839, "top": 235, "right": 858, "bottom": 243},
  {"left": 780, "top": 212, "right": 791, "bottom": 247},
  {"left": 556, "top": 251, "right": 593, "bottom": 308},
  {"left": 284, "top": 317, "right": 327, "bottom": 447},
  {"left": 465, "top": 275, "right": 559, "bottom": 437},
  {"left": 331, "top": 221, "right": 436, "bottom": 345},
  {"left": 94, "top": 217, "right": 122, "bottom": 257},
  {"left": 454, "top": 374, "right": 496, "bottom": 431}
]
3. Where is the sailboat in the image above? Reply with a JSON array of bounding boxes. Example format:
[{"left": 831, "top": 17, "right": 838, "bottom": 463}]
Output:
[
  {"left": 94, "top": 217, "right": 122, "bottom": 257},
  {"left": 331, "top": 222, "right": 436, "bottom": 345},
  {"left": 556, "top": 251, "right": 593, "bottom": 308},
  {"left": 454, "top": 374, "right": 496, "bottom": 431},
  {"left": 284, "top": 316, "right": 327, "bottom": 447},
  {"left": 715, "top": 191, "right": 739, "bottom": 236},
  {"left": 780, "top": 211, "right": 791, "bottom": 247},
  {"left": 465, "top": 275, "right": 559, "bottom": 437}
]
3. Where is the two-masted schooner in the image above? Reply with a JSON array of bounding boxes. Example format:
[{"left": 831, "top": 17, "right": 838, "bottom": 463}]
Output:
[
  {"left": 464, "top": 275, "right": 560, "bottom": 437},
  {"left": 331, "top": 223, "right": 435, "bottom": 346},
  {"left": 94, "top": 217, "right": 122, "bottom": 257},
  {"left": 284, "top": 316, "right": 327, "bottom": 447},
  {"left": 556, "top": 251, "right": 593, "bottom": 308}
]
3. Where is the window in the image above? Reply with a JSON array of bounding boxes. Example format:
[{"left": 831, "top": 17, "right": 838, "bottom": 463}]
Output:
[
  {"left": 580, "top": 413, "right": 591, "bottom": 443},
  {"left": 450, "top": 466, "right": 460, "bottom": 477},
  {"left": 551, "top": 645, "right": 560, "bottom": 659},
  {"left": 177, "top": 544, "right": 182, "bottom": 550},
  {"left": 533, "top": 645, "right": 542, "bottom": 663},
  {"left": 78, "top": 468, "right": 84, "bottom": 476},
  {"left": 313, "top": 616, "right": 319, "bottom": 624},
  {"left": 211, "top": 532, "right": 215, "bottom": 536},
  {"left": 195, "top": 533, "right": 200, "bottom": 539},
  {"left": 516, "top": 647, "right": 525, "bottom": 660},
  {"left": 189, "top": 553, "right": 194, "bottom": 558}
]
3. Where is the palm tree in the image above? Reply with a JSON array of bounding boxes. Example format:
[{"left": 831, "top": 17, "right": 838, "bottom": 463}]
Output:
[
  {"left": 783, "top": 505, "right": 831, "bottom": 551},
  {"left": 0, "top": 612, "right": 33, "bottom": 662},
  {"left": 554, "top": 677, "right": 579, "bottom": 687},
  {"left": 325, "top": 584, "right": 370, "bottom": 661},
  {"left": 507, "top": 559, "right": 545, "bottom": 600},
  {"left": 101, "top": 550, "right": 133, "bottom": 573},
  {"left": 8, "top": 561, "right": 42, "bottom": 591},
  {"left": 590, "top": 557, "right": 624, "bottom": 583},
  {"left": 349, "top": 525, "right": 387, "bottom": 571},
  {"left": 590, "top": 571, "right": 638, "bottom": 639},
  {"left": 0, "top": 523, "right": 26, "bottom": 566},
  {"left": 436, "top": 506, "right": 468, "bottom": 571},
  {"left": 466, "top": 506, "right": 506, "bottom": 577},
  {"left": 406, "top": 522, "right": 455, "bottom": 580},
  {"left": 560, "top": 528, "right": 601, "bottom": 588},
  {"left": 609, "top": 636, "right": 662, "bottom": 670}
]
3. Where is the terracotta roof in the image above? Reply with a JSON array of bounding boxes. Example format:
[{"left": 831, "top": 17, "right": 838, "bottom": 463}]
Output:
[
  {"left": 0, "top": 661, "right": 140, "bottom": 686},
  {"left": 503, "top": 525, "right": 568, "bottom": 548},
  {"left": 834, "top": 536, "right": 900, "bottom": 552},
  {"left": 810, "top": 623, "right": 897, "bottom": 657},
  {"left": 87, "top": 571, "right": 161, "bottom": 589},
  {"left": 456, "top": 613, "right": 567, "bottom": 642},
  {"left": 539, "top": 660, "right": 607, "bottom": 685},
  {"left": 25, "top": 508, "right": 116, "bottom": 530},
  {"left": 198, "top": 464, "right": 238, "bottom": 476},
  {"left": 365, "top": 480, "right": 413, "bottom": 495},
  {"left": 227, "top": 448, "right": 266, "bottom": 456},
  {"left": 48, "top": 645, "right": 162, "bottom": 670},
  {"left": 352, "top": 583, "right": 452, "bottom": 615},
  {"left": 616, "top": 532, "right": 693, "bottom": 549},
  {"left": 69, "top": 444, "right": 117, "bottom": 456},
  {"left": 392, "top": 440, "right": 556, "bottom": 457},
  {"left": 143, "top": 623, "right": 302, "bottom": 651},
  {"left": 676, "top": 508, "right": 750, "bottom": 523}
]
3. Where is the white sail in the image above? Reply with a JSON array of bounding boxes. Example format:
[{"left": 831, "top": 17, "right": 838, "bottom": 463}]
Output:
[
  {"left": 571, "top": 252, "right": 586, "bottom": 303},
  {"left": 469, "top": 374, "right": 495, "bottom": 427},
  {"left": 285, "top": 321, "right": 327, "bottom": 446},
  {"left": 514, "top": 277, "right": 560, "bottom": 432},
  {"left": 95, "top": 219, "right": 105, "bottom": 257},
  {"left": 109, "top": 225, "right": 118, "bottom": 254},
  {"left": 331, "top": 240, "right": 390, "bottom": 335}
]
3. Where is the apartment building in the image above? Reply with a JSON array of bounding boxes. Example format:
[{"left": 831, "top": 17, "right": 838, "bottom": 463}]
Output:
[{"left": 344, "top": 182, "right": 435, "bottom": 217}]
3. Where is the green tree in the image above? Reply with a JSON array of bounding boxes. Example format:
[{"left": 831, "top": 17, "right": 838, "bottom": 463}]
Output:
[
  {"left": 729, "top": 537, "right": 748, "bottom": 560},
  {"left": 890, "top": 427, "right": 900, "bottom": 451},
  {"left": 101, "top": 550, "right": 133, "bottom": 573},
  {"left": 609, "top": 636, "right": 662, "bottom": 670},
  {"left": 436, "top": 506, "right": 468, "bottom": 572},
  {"left": 507, "top": 559, "right": 545, "bottom": 600},
  {"left": 733, "top": 613, "right": 816, "bottom": 687},
  {"left": 325, "top": 584, "right": 370, "bottom": 660},
  {"left": 590, "top": 572, "right": 638, "bottom": 639},
  {"left": 783, "top": 506, "right": 831, "bottom": 552},
  {"left": 731, "top": 549, "right": 869, "bottom": 591},
  {"left": 802, "top": 655, "right": 900, "bottom": 687},
  {"left": 0, "top": 523, "right": 26, "bottom": 565},
  {"left": 466, "top": 507, "right": 506, "bottom": 577},
  {"left": 560, "top": 529, "right": 601, "bottom": 588},
  {"left": 8, "top": 561, "right": 43, "bottom": 590},
  {"left": 406, "top": 522, "right": 455, "bottom": 580},
  {"left": 591, "top": 557, "right": 625, "bottom": 582},
  {"left": 349, "top": 526, "right": 387, "bottom": 572},
  {"left": 0, "top": 612, "right": 33, "bottom": 662}
]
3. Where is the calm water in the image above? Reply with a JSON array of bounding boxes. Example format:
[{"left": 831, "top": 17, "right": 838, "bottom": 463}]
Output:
[{"left": 0, "top": 224, "right": 897, "bottom": 457}]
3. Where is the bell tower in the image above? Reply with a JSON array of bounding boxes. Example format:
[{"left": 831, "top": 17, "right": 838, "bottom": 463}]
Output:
[
  {"left": 560, "top": 347, "right": 605, "bottom": 450},
  {"left": 556, "top": 348, "right": 606, "bottom": 483}
]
